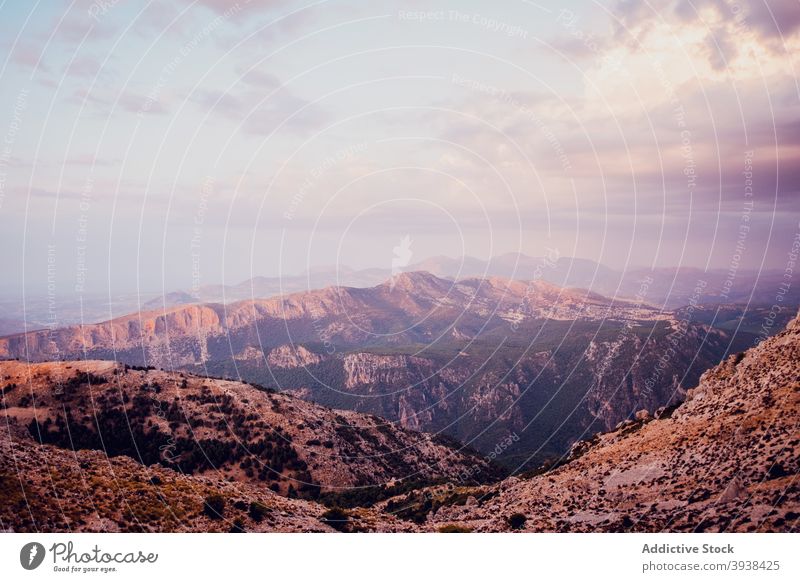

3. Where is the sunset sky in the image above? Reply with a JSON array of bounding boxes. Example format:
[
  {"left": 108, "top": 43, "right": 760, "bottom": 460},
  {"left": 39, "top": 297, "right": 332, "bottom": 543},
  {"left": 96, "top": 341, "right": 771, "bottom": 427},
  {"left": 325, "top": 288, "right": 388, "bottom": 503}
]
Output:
[{"left": 0, "top": 0, "right": 798, "bottom": 296}]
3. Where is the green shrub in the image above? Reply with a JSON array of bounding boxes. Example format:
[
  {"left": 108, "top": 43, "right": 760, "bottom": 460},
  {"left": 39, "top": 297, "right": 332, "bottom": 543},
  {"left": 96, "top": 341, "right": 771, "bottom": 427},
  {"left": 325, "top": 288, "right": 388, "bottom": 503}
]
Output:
[
  {"left": 248, "top": 501, "right": 270, "bottom": 523},
  {"left": 507, "top": 513, "right": 527, "bottom": 530},
  {"left": 320, "top": 507, "right": 350, "bottom": 532},
  {"left": 203, "top": 494, "right": 225, "bottom": 519}
]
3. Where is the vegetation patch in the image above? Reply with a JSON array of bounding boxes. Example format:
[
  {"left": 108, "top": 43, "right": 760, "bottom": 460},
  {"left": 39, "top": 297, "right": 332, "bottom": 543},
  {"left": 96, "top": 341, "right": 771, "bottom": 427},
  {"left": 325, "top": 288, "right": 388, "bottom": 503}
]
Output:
[{"left": 319, "top": 507, "right": 351, "bottom": 532}]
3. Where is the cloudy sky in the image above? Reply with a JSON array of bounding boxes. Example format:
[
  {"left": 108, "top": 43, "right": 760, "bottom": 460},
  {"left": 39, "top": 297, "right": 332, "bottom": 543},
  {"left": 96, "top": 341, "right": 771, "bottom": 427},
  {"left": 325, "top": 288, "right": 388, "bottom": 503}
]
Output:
[{"left": 0, "top": 0, "right": 798, "bottom": 296}]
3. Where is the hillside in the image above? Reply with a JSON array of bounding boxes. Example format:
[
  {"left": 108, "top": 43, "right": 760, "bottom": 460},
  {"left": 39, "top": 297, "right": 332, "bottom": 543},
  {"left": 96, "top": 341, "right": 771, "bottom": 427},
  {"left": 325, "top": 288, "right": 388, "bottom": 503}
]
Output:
[
  {"left": 0, "top": 423, "right": 414, "bottom": 532},
  {"left": 0, "top": 361, "right": 498, "bottom": 500}
]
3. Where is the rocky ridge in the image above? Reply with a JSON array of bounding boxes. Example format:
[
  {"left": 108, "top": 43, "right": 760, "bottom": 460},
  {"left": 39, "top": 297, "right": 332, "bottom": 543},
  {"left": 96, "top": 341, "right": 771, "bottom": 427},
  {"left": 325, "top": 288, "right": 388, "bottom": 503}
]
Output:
[{"left": 0, "top": 272, "right": 666, "bottom": 366}]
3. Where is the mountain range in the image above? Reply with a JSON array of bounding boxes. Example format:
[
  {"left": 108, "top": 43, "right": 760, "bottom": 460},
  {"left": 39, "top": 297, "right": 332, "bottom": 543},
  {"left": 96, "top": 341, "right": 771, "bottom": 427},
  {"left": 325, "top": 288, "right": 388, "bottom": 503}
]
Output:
[
  {"left": 3, "top": 253, "right": 796, "bottom": 336},
  {"left": 0, "top": 271, "right": 772, "bottom": 468},
  {"left": 142, "top": 254, "right": 800, "bottom": 310},
  {"left": 2, "top": 308, "right": 797, "bottom": 532}
]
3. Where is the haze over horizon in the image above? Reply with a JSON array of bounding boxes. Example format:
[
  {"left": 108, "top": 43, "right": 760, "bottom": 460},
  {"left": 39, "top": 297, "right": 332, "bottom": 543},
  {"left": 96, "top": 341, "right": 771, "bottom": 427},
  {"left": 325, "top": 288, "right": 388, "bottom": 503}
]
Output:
[
  {"left": 0, "top": 249, "right": 790, "bottom": 300},
  {"left": 1, "top": 0, "right": 798, "bottom": 297}
]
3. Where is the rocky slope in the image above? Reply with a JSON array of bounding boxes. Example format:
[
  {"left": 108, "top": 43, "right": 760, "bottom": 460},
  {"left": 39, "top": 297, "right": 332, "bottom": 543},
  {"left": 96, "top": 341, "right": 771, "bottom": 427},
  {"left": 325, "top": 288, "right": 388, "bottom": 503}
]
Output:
[
  {"left": 386, "top": 311, "right": 800, "bottom": 532},
  {"left": 0, "top": 424, "right": 411, "bottom": 533},
  {"left": 0, "top": 361, "right": 498, "bottom": 500}
]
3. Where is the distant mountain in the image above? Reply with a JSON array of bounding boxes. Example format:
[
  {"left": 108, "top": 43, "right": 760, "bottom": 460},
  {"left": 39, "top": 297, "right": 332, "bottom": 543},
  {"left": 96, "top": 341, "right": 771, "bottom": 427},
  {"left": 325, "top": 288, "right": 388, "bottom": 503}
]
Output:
[
  {"left": 0, "top": 318, "right": 27, "bottom": 336},
  {"left": 0, "top": 272, "right": 666, "bottom": 365},
  {"left": 185, "top": 266, "right": 392, "bottom": 304},
  {"left": 193, "top": 255, "right": 798, "bottom": 309},
  {"left": 141, "top": 290, "right": 198, "bottom": 311},
  {"left": 0, "top": 272, "right": 748, "bottom": 468},
  {"left": 407, "top": 253, "right": 617, "bottom": 287},
  {"left": 406, "top": 255, "right": 799, "bottom": 309},
  {"left": 4, "top": 255, "right": 793, "bottom": 331},
  {"left": 0, "top": 293, "right": 163, "bottom": 333}
]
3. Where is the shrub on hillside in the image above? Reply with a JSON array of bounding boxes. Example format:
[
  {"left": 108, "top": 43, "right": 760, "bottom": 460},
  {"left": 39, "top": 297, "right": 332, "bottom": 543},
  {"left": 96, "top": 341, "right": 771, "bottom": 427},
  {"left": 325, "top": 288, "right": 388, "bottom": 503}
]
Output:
[
  {"left": 203, "top": 494, "right": 225, "bottom": 519},
  {"left": 320, "top": 507, "right": 350, "bottom": 532},
  {"left": 248, "top": 501, "right": 270, "bottom": 523},
  {"left": 507, "top": 513, "right": 527, "bottom": 530}
]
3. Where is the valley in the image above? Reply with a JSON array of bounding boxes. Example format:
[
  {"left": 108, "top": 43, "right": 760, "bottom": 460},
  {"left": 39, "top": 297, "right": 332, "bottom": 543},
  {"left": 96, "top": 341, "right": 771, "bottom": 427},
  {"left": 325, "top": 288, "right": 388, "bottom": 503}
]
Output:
[{"left": 2, "top": 308, "right": 797, "bottom": 532}]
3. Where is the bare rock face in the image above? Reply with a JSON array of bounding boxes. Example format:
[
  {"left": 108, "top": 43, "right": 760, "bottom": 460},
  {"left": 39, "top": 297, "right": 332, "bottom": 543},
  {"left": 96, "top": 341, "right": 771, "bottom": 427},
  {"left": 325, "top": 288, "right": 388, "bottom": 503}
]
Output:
[
  {"left": 342, "top": 353, "right": 432, "bottom": 389},
  {"left": 267, "top": 344, "right": 323, "bottom": 368},
  {"left": 719, "top": 478, "right": 746, "bottom": 503}
]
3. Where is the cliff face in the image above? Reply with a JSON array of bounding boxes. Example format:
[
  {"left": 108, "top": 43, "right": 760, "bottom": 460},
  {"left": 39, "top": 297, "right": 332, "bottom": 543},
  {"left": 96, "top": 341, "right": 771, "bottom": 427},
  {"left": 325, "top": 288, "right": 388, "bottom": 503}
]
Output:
[
  {"left": 580, "top": 320, "right": 732, "bottom": 429},
  {"left": 341, "top": 353, "right": 433, "bottom": 389},
  {"left": 266, "top": 344, "right": 323, "bottom": 368},
  {"left": 260, "top": 320, "right": 734, "bottom": 468},
  {"left": 0, "top": 304, "right": 227, "bottom": 369},
  {"left": 406, "top": 311, "right": 800, "bottom": 532}
]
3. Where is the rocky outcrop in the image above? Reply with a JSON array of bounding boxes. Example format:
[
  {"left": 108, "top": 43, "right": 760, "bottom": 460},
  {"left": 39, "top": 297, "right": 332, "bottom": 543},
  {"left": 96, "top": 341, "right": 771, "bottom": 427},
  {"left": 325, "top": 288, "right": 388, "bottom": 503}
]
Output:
[
  {"left": 267, "top": 344, "right": 323, "bottom": 368},
  {"left": 342, "top": 353, "right": 433, "bottom": 389}
]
